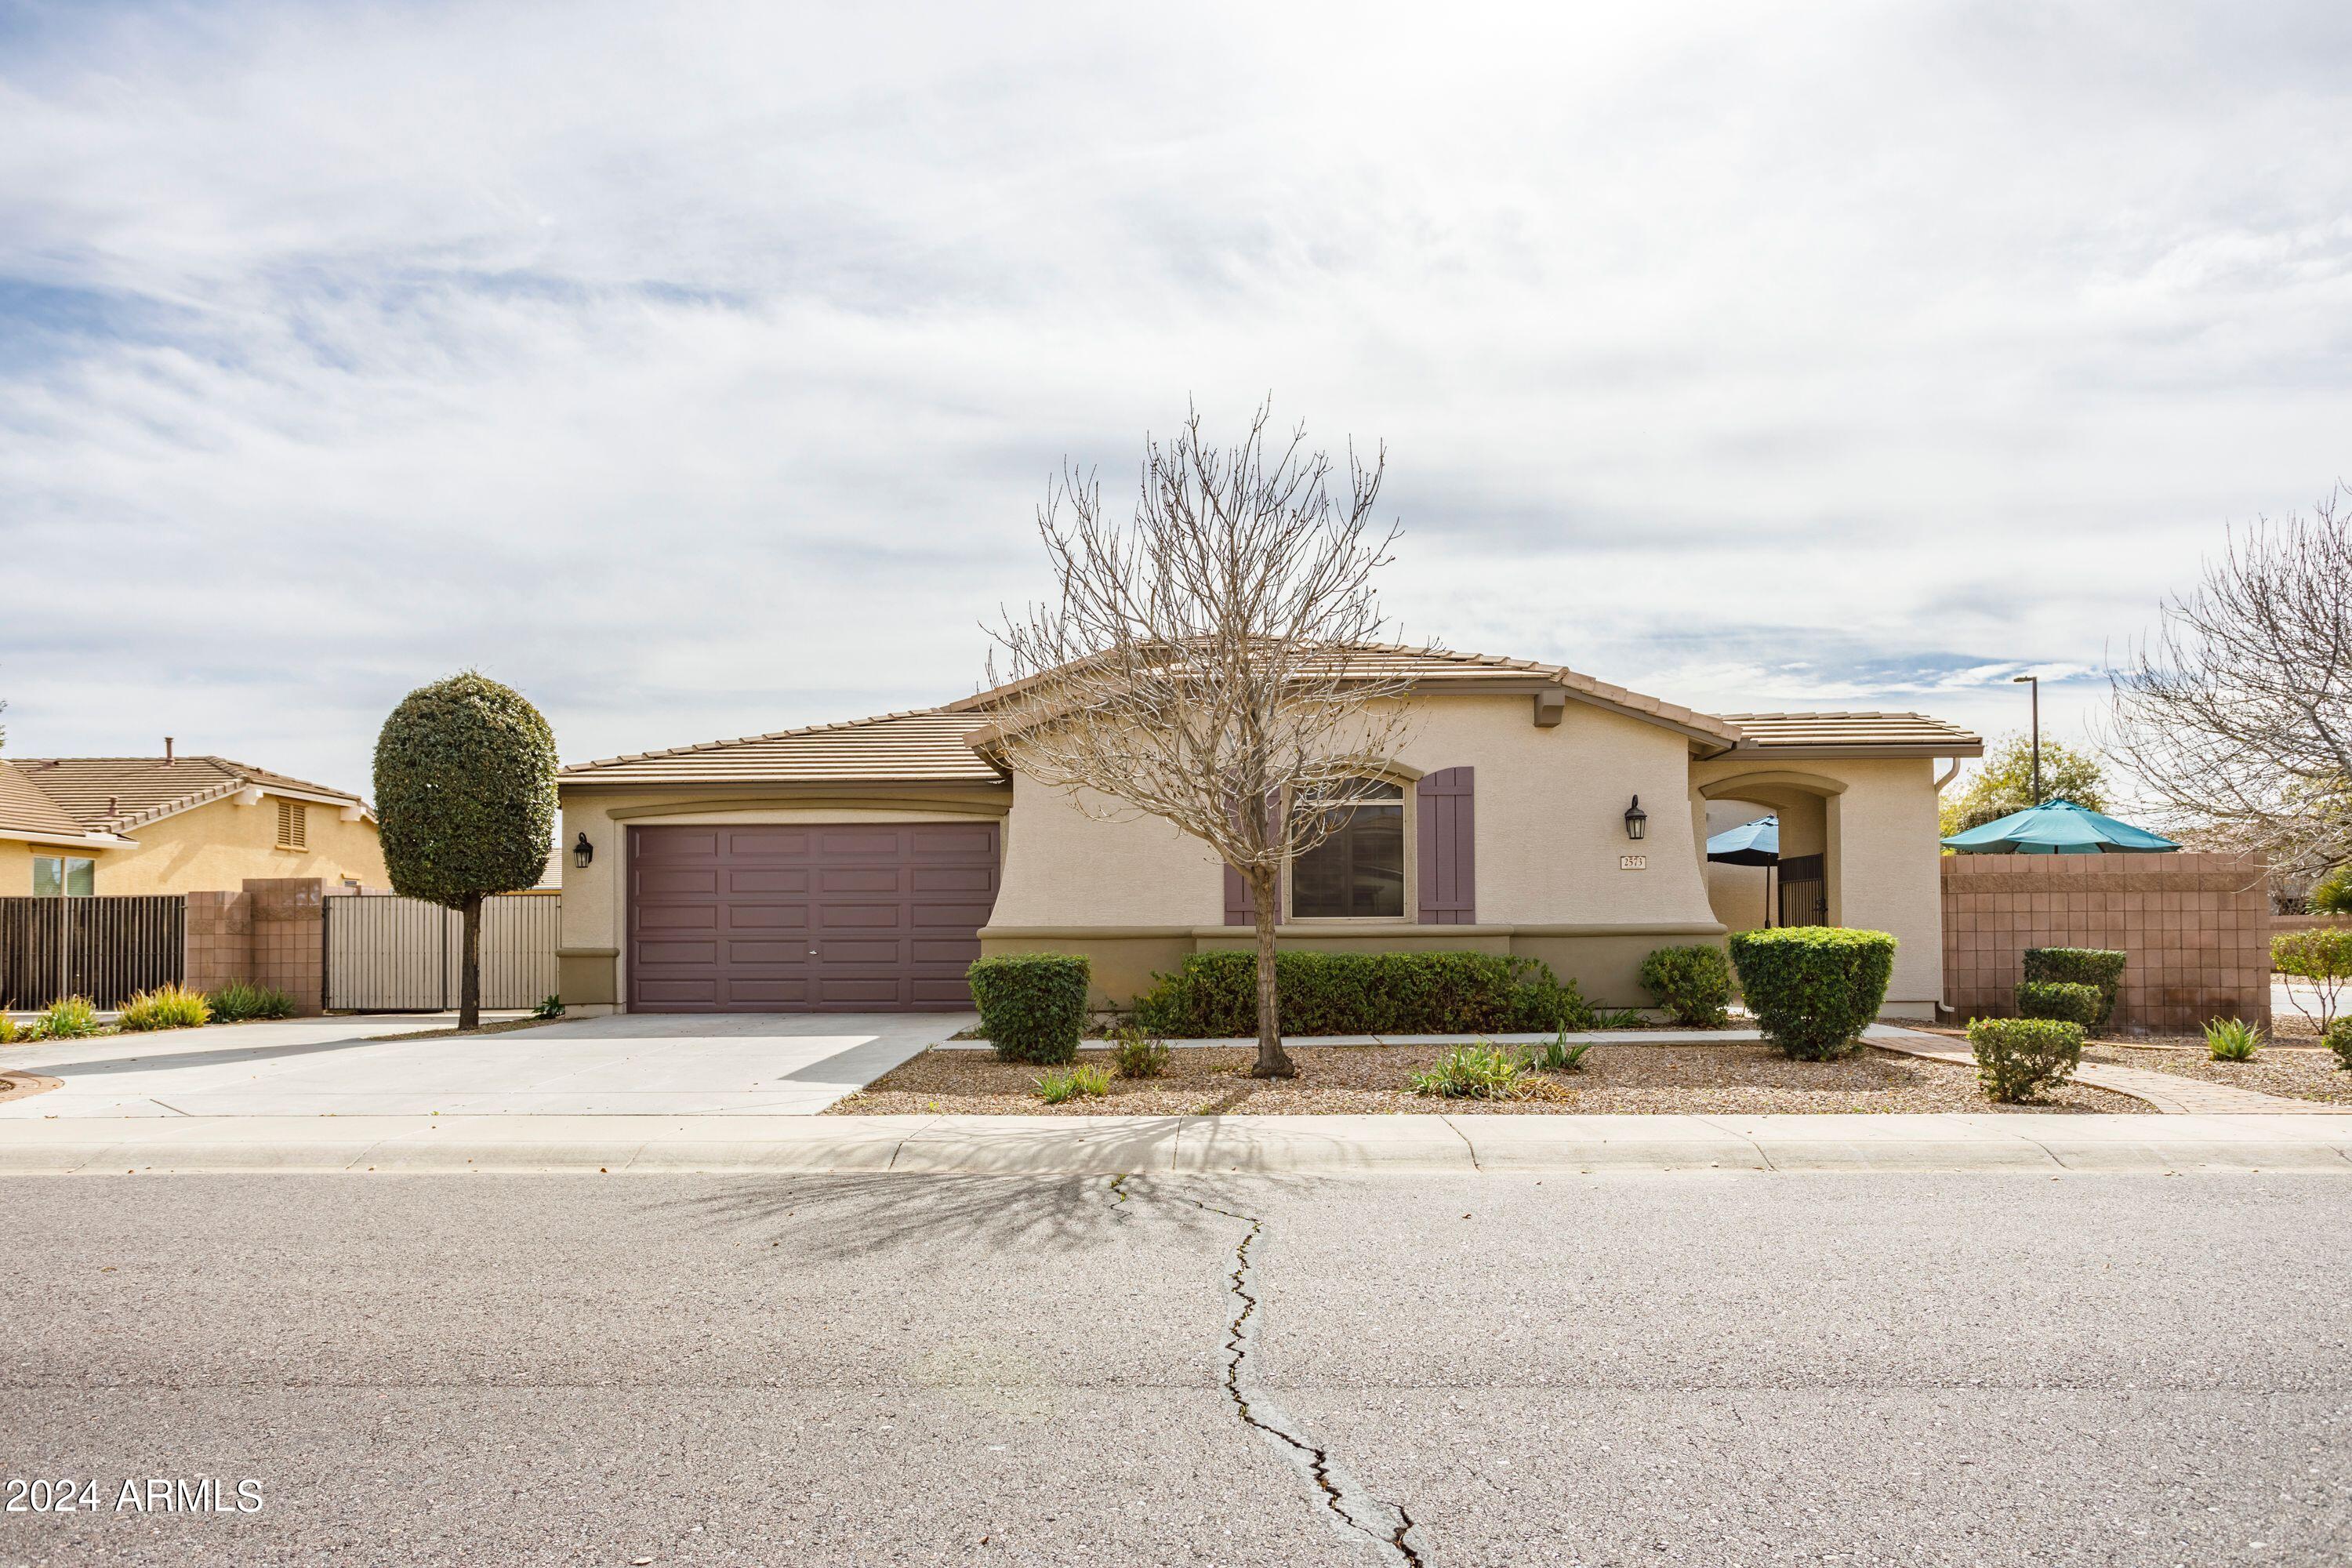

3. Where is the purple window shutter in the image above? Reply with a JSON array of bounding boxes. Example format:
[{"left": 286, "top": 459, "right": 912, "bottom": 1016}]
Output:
[{"left": 1417, "top": 767, "right": 1475, "bottom": 924}]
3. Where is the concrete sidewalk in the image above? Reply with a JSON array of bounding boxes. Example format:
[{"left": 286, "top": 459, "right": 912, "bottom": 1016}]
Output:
[{"left": 3, "top": 1110, "right": 2349, "bottom": 1175}]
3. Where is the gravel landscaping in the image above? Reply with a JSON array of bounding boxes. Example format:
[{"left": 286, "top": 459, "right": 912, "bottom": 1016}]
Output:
[
  {"left": 2082, "top": 1042, "right": 2352, "bottom": 1105},
  {"left": 827, "top": 1041, "right": 2138, "bottom": 1116}
]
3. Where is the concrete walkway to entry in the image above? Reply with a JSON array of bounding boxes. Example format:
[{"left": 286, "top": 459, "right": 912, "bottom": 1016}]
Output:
[{"left": 0, "top": 1011, "right": 972, "bottom": 1118}]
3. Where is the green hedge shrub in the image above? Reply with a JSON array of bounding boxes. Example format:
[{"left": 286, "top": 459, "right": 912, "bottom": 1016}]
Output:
[
  {"left": 2326, "top": 1017, "right": 2352, "bottom": 1071},
  {"left": 2021, "top": 948, "right": 2125, "bottom": 1028},
  {"left": 1726, "top": 927, "right": 1896, "bottom": 1060},
  {"left": 2016, "top": 980, "right": 2103, "bottom": 1027},
  {"left": 1968, "top": 1018, "right": 2084, "bottom": 1102},
  {"left": 967, "top": 953, "right": 1090, "bottom": 1065},
  {"left": 1130, "top": 950, "right": 1593, "bottom": 1038},
  {"left": 118, "top": 984, "right": 212, "bottom": 1032},
  {"left": 1638, "top": 944, "right": 1731, "bottom": 1026}
]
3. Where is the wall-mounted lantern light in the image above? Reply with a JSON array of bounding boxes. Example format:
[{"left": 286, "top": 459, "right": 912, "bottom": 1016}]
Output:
[
  {"left": 574, "top": 831, "right": 594, "bottom": 869},
  {"left": 1623, "top": 796, "right": 1648, "bottom": 841}
]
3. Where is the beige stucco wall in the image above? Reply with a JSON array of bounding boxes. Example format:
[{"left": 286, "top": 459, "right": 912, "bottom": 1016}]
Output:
[
  {"left": 557, "top": 783, "right": 1014, "bottom": 1014},
  {"left": 83, "top": 795, "right": 387, "bottom": 895},
  {"left": 984, "top": 694, "right": 1727, "bottom": 1007},
  {"left": 1690, "top": 754, "right": 1946, "bottom": 1014},
  {"left": 1, "top": 797, "right": 383, "bottom": 898}
]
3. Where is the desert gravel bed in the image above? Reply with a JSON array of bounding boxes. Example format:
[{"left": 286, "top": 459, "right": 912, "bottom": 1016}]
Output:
[
  {"left": 2083, "top": 1043, "right": 2352, "bottom": 1105},
  {"left": 827, "top": 1041, "right": 2136, "bottom": 1116}
]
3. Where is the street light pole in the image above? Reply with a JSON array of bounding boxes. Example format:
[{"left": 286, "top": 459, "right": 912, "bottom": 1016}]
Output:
[{"left": 2012, "top": 673, "right": 2041, "bottom": 803}]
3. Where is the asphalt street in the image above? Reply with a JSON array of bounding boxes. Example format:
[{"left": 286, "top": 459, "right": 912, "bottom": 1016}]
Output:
[{"left": 2, "top": 1172, "right": 2347, "bottom": 1566}]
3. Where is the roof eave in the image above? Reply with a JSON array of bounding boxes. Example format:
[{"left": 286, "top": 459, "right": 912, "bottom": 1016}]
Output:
[{"left": 1729, "top": 741, "right": 1985, "bottom": 760}]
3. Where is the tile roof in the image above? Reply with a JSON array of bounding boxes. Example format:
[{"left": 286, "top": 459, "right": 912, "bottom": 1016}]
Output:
[
  {"left": 3, "top": 756, "right": 368, "bottom": 834},
  {"left": 1719, "top": 712, "right": 1984, "bottom": 753},
  {"left": 561, "top": 710, "right": 1011, "bottom": 786},
  {"left": 947, "top": 643, "right": 1745, "bottom": 745},
  {"left": 0, "top": 760, "right": 99, "bottom": 841}
]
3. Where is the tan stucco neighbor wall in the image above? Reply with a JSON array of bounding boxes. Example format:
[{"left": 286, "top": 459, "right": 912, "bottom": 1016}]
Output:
[
  {"left": 93, "top": 797, "right": 385, "bottom": 895},
  {"left": 557, "top": 783, "right": 1014, "bottom": 1015},
  {"left": 0, "top": 796, "right": 383, "bottom": 899}
]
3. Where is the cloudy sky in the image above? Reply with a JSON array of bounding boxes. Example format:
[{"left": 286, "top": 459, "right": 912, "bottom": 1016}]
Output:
[{"left": 3, "top": 0, "right": 2348, "bottom": 796}]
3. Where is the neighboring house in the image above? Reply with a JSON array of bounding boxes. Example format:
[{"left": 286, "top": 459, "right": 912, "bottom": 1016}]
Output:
[
  {"left": 558, "top": 647, "right": 1981, "bottom": 1019},
  {"left": 0, "top": 749, "right": 387, "bottom": 897}
]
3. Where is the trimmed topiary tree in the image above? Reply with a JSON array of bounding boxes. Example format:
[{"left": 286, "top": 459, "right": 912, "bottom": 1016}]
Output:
[
  {"left": 967, "top": 953, "right": 1091, "bottom": 1065},
  {"left": 374, "top": 673, "right": 557, "bottom": 1032},
  {"left": 1726, "top": 927, "right": 1897, "bottom": 1060}
]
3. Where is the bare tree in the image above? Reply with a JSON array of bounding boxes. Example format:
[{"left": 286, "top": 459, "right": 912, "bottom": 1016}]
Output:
[
  {"left": 979, "top": 401, "right": 1431, "bottom": 1078},
  {"left": 2106, "top": 488, "right": 2352, "bottom": 879}
]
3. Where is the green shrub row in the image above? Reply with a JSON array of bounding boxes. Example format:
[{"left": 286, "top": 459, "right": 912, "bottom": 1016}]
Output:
[
  {"left": 967, "top": 953, "right": 1091, "bottom": 1065},
  {"left": 1969, "top": 1018, "right": 2083, "bottom": 1102},
  {"left": 206, "top": 980, "right": 297, "bottom": 1023},
  {"left": 2327, "top": 1017, "right": 2352, "bottom": 1071},
  {"left": 1638, "top": 945, "right": 1731, "bottom": 1026},
  {"left": 1726, "top": 927, "right": 1896, "bottom": 1059},
  {"left": 2016, "top": 979, "right": 2103, "bottom": 1027},
  {"left": 2022, "top": 948, "right": 2125, "bottom": 1027},
  {"left": 1130, "top": 949, "right": 1592, "bottom": 1038}
]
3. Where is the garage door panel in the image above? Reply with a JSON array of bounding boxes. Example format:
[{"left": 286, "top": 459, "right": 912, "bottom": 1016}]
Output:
[
  {"left": 637, "top": 868, "right": 720, "bottom": 896},
  {"left": 820, "top": 903, "right": 906, "bottom": 929},
  {"left": 910, "top": 866, "right": 995, "bottom": 893},
  {"left": 629, "top": 822, "right": 998, "bottom": 1013},
  {"left": 817, "top": 830, "right": 905, "bottom": 855},
  {"left": 911, "top": 826, "right": 996, "bottom": 855},
  {"left": 639, "top": 831, "right": 721, "bottom": 859},
  {"left": 727, "top": 829, "right": 814, "bottom": 856},
  {"left": 818, "top": 867, "right": 904, "bottom": 894},
  {"left": 724, "top": 941, "right": 811, "bottom": 964},
  {"left": 724, "top": 903, "right": 810, "bottom": 930},
  {"left": 636, "top": 906, "right": 717, "bottom": 930},
  {"left": 725, "top": 978, "right": 811, "bottom": 1004},
  {"left": 728, "top": 869, "right": 811, "bottom": 895},
  {"left": 912, "top": 902, "right": 996, "bottom": 929}
]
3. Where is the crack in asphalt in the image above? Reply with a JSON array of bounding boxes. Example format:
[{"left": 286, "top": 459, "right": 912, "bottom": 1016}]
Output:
[
  {"left": 1188, "top": 1196, "right": 1428, "bottom": 1568},
  {"left": 1104, "top": 1171, "right": 1133, "bottom": 1221}
]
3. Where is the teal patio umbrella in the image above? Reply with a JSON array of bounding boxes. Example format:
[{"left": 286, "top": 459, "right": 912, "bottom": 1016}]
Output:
[
  {"left": 1940, "top": 797, "right": 2180, "bottom": 855},
  {"left": 1708, "top": 815, "right": 1780, "bottom": 925}
]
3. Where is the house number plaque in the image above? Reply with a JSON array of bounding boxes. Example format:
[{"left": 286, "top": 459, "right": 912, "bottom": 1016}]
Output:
[{"left": 1619, "top": 854, "right": 1647, "bottom": 870}]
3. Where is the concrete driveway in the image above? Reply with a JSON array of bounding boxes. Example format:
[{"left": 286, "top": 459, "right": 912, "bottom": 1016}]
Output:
[{"left": 0, "top": 1011, "right": 968, "bottom": 1118}]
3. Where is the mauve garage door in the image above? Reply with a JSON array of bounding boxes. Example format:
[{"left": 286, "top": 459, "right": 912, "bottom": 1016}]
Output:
[{"left": 627, "top": 822, "right": 1000, "bottom": 1012}]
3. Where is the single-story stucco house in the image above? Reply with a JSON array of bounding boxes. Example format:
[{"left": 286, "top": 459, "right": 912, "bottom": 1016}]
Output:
[
  {"left": 0, "top": 748, "right": 386, "bottom": 897},
  {"left": 556, "top": 647, "right": 1981, "bottom": 1020}
]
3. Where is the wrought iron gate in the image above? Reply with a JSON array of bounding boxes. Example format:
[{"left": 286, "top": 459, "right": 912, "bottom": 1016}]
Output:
[{"left": 1777, "top": 854, "right": 1828, "bottom": 927}]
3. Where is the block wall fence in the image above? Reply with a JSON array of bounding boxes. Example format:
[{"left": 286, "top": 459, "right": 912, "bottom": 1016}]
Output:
[{"left": 1941, "top": 851, "right": 2270, "bottom": 1033}]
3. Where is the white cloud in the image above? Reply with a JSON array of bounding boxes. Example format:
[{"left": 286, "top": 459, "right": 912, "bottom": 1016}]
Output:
[{"left": 2, "top": 0, "right": 2349, "bottom": 790}]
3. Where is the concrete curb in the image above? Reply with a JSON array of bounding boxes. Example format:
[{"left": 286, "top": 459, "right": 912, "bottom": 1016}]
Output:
[{"left": 2, "top": 1112, "right": 2349, "bottom": 1176}]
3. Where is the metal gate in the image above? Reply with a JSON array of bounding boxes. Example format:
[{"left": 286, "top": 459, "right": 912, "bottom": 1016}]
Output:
[
  {"left": 0, "top": 895, "right": 187, "bottom": 1010},
  {"left": 1777, "top": 853, "right": 1828, "bottom": 927},
  {"left": 324, "top": 892, "right": 561, "bottom": 1011}
]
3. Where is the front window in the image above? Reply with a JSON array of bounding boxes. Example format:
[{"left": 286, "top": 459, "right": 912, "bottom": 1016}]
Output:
[
  {"left": 1290, "top": 781, "right": 1405, "bottom": 919},
  {"left": 32, "top": 856, "right": 95, "bottom": 897}
]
